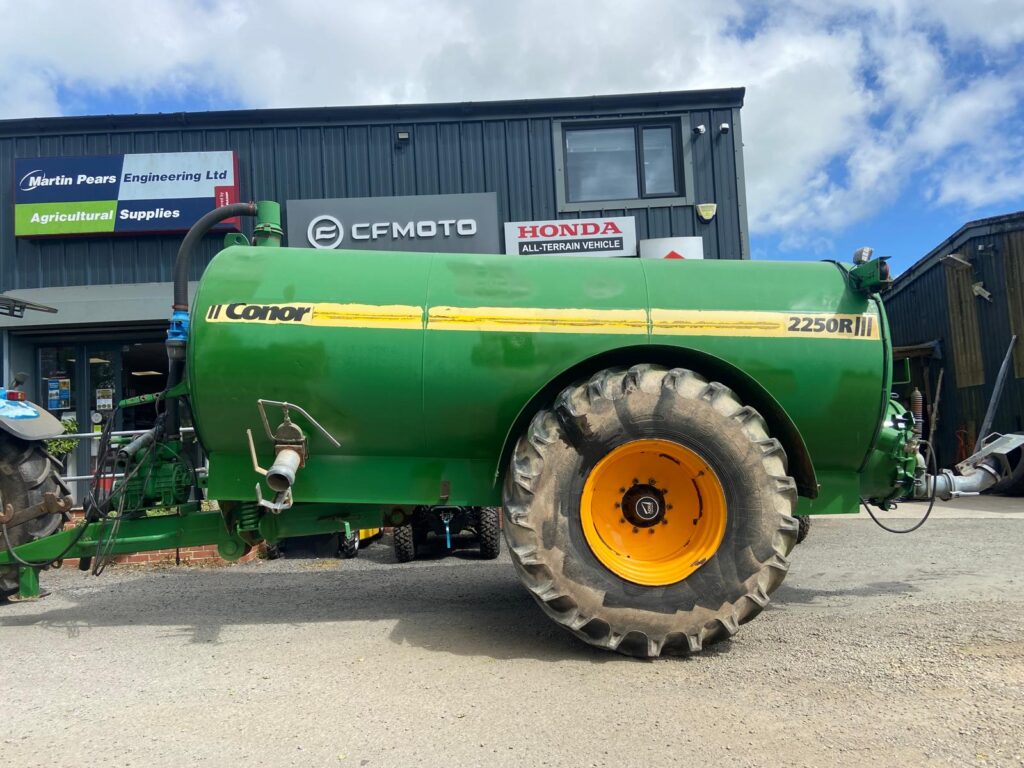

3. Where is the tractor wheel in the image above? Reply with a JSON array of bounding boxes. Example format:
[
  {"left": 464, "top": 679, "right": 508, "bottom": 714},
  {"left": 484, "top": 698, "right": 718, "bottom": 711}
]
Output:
[
  {"left": 0, "top": 434, "right": 72, "bottom": 599},
  {"left": 478, "top": 507, "right": 501, "bottom": 560},
  {"left": 503, "top": 365, "right": 798, "bottom": 658},
  {"left": 340, "top": 531, "right": 360, "bottom": 559},
  {"left": 796, "top": 516, "right": 811, "bottom": 545},
  {"left": 393, "top": 524, "right": 416, "bottom": 563}
]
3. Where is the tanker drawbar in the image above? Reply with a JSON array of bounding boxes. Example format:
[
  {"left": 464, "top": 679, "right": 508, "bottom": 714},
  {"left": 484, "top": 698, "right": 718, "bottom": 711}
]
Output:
[{"left": 3, "top": 200, "right": 1021, "bottom": 657}]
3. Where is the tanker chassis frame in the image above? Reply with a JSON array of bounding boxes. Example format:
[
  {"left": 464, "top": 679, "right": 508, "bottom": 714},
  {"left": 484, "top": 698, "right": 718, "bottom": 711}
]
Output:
[{"left": 2, "top": 201, "right": 1021, "bottom": 657}]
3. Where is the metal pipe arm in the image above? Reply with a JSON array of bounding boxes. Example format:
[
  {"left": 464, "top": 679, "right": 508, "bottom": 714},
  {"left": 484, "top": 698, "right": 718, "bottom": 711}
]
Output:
[{"left": 916, "top": 433, "right": 1024, "bottom": 500}]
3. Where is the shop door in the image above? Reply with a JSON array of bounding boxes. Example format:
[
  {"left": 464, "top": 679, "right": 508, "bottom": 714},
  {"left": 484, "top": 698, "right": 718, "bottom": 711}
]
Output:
[{"left": 37, "top": 340, "right": 168, "bottom": 498}]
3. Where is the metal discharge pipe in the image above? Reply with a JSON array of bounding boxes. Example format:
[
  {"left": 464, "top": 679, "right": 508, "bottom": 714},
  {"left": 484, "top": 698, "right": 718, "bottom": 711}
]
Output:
[
  {"left": 921, "top": 462, "right": 1002, "bottom": 500},
  {"left": 266, "top": 448, "right": 303, "bottom": 493}
]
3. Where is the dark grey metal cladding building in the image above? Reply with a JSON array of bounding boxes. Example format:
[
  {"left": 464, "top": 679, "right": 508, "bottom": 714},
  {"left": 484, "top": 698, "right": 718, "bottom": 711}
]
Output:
[
  {"left": 0, "top": 88, "right": 749, "bottom": 482},
  {"left": 884, "top": 211, "right": 1024, "bottom": 468}
]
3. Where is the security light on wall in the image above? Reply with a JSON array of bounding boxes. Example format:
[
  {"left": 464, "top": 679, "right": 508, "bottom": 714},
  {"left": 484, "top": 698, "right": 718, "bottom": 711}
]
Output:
[
  {"left": 940, "top": 253, "right": 972, "bottom": 270},
  {"left": 692, "top": 124, "right": 706, "bottom": 135},
  {"left": 719, "top": 122, "right": 730, "bottom": 134},
  {"left": 395, "top": 130, "right": 411, "bottom": 146}
]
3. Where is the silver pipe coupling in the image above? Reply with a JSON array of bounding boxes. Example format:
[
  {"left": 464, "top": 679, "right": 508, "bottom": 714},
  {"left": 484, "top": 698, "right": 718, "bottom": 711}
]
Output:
[{"left": 266, "top": 447, "right": 303, "bottom": 493}]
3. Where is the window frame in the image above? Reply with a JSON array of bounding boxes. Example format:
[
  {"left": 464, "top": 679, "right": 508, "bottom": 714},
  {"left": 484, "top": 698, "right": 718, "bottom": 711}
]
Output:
[{"left": 553, "top": 116, "right": 694, "bottom": 212}]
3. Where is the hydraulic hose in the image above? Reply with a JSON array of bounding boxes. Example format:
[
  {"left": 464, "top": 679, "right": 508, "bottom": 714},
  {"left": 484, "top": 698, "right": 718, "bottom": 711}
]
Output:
[{"left": 172, "top": 201, "right": 257, "bottom": 310}]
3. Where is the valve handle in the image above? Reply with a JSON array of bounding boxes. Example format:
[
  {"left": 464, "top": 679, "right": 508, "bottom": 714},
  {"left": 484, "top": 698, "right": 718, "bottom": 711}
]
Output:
[{"left": 256, "top": 399, "right": 340, "bottom": 448}]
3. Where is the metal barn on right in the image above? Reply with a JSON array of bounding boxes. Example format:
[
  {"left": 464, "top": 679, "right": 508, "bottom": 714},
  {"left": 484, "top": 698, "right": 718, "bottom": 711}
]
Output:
[{"left": 884, "top": 211, "right": 1024, "bottom": 487}]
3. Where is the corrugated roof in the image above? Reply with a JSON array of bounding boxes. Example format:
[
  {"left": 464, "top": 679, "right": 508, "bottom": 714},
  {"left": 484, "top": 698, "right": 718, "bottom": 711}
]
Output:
[
  {"left": 887, "top": 210, "right": 1024, "bottom": 298},
  {"left": 0, "top": 88, "right": 746, "bottom": 137}
]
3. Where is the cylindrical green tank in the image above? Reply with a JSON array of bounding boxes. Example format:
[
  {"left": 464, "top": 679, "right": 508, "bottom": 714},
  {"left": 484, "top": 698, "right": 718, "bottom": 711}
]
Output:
[
  {"left": 189, "top": 245, "right": 889, "bottom": 515},
  {"left": 2, "top": 207, "right": 930, "bottom": 657}
]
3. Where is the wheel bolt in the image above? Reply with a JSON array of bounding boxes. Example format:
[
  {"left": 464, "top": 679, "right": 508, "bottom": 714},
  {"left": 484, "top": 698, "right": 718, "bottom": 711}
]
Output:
[
  {"left": 632, "top": 478, "right": 639, "bottom": 485},
  {"left": 648, "top": 529, "right": 654, "bottom": 535},
  {"left": 648, "top": 478, "right": 656, "bottom": 485},
  {"left": 619, "top": 517, "right": 626, "bottom": 524},
  {"left": 632, "top": 527, "right": 639, "bottom": 534},
  {"left": 661, "top": 519, "right": 668, "bottom": 526}
]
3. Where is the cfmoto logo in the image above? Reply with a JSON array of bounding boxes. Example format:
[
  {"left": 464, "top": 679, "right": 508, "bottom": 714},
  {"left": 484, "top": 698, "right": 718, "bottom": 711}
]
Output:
[
  {"left": 636, "top": 496, "right": 660, "bottom": 520},
  {"left": 307, "top": 215, "right": 344, "bottom": 249}
]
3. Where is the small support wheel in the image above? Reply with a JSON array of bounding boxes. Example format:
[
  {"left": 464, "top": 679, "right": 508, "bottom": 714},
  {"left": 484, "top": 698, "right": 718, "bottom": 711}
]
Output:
[
  {"left": 394, "top": 524, "right": 415, "bottom": 563},
  {"left": 478, "top": 507, "right": 501, "bottom": 560},
  {"left": 796, "top": 516, "right": 811, "bottom": 545},
  {"left": 340, "top": 531, "right": 360, "bottom": 559}
]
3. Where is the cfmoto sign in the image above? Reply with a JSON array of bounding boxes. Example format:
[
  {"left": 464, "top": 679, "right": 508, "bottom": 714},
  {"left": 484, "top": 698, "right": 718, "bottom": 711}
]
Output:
[
  {"left": 288, "top": 193, "right": 499, "bottom": 254},
  {"left": 307, "top": 215, "right": 344, "bottom": 249}
]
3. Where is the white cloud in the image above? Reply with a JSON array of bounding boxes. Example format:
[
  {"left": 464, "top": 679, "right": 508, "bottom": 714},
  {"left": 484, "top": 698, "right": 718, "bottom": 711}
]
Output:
[{"left": 0, "top": 0, "right": 1022, "bottom": 249}]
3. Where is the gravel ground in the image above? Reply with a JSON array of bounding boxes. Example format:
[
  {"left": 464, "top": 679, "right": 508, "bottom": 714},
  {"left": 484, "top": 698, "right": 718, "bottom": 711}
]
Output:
[{"left": 1, "top": 507, "right": 1022, "bottom": 767}]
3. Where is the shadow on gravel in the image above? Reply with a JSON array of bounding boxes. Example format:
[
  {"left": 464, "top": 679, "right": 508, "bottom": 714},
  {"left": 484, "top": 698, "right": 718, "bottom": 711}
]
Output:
[
  {"left": 0, "top": 546, "right": 630, "bottom": 663},
  {"left": 774, "top": 580, "right": 918, "bottom": 605},
  {"left": 278, "top": 534, "right": 492, "bottom": 562}
]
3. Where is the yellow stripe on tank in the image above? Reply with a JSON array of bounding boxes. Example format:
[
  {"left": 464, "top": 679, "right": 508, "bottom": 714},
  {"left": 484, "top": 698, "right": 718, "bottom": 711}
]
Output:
[
  {"left": 427, "top": 306, "right": 649, "bottom": 334},
  {"left": 651, "top": 310, "right": 880, "bottom": 340},
  {"left": 310, "top": 303, "right": 423, "bottom": 330},
  {"left": 204, "top": 302, "right": 880, "bottom": 340}
]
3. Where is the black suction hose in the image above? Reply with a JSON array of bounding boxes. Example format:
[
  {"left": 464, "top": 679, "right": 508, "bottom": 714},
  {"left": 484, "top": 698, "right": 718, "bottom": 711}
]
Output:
[
  {"left": 172, "top": 202, "right": 257, "bottom": 309},
  {"left": 166, "top": 202, "right": 258, "bottom": 437}
]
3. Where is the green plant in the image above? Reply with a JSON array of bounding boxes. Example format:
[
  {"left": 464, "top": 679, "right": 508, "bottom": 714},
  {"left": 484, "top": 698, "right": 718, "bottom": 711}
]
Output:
[{"left": 45, "top": 418, "right": 78, "bottom": 458}]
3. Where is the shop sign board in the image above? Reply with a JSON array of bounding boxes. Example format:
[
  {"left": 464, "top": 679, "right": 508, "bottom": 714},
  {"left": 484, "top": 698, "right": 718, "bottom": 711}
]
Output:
[
  {"left": 14, "top": 151, "right": 240, "bottom": 237},
  {"left": 287, "top": 193, "right": 499, "bottom": 254},
  {"left": 504, "top": 216, "right": 637, "bottom": 257}
]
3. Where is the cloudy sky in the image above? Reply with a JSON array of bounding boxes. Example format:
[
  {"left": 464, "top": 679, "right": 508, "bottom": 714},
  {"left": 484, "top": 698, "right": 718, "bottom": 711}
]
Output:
[{"left": 1, "top": 0, "right": 1022, "bottom": 273}]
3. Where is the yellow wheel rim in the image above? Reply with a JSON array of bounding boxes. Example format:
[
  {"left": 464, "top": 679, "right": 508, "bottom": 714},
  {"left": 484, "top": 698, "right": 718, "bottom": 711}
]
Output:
[{"left": 580, "top": 439, "right": 727, "bottom": 586}]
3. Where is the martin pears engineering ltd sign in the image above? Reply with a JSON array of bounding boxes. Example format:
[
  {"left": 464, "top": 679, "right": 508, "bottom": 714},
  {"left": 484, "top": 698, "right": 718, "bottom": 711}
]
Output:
[{"left": 14, "top": 151, "right": 240, "bottom": 237}]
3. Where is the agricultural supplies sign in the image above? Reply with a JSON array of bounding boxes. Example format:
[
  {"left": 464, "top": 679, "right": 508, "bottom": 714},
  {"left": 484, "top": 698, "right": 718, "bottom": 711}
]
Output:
[
  {"left": 14, "top": 152, "right": 240, "bottom": 237},
  {"left": 288, "top": 193, "right": 499, "bottom": 254},
  {"left": 504, "top": 216, "right": 637, "bottom": 257}
]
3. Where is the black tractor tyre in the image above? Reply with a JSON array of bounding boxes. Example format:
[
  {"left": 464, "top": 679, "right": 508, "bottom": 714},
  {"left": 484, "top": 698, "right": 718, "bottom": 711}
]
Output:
[
  {"left": 393, "top": 524, "right": 416, "bottom": 563},
  {"left": 478, "top": 507, "right": 501, "bottom": 560},
  {"left": 340, "top": 532, "right": 360, "bottom": 559},
  {"left": 502, "top": 365, "right": 799, "bottom": 658},
  {"left": 0, "top": 434, "right": 72, "bottom": 599},
  {"left": 796, "top": 516, "right": 811, "bottom": 545}
]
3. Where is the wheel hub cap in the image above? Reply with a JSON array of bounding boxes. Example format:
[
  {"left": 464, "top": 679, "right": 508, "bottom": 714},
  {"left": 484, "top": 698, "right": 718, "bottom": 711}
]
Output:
[{"left": 621, "top": 484, "right": 666, "bottom": 527}]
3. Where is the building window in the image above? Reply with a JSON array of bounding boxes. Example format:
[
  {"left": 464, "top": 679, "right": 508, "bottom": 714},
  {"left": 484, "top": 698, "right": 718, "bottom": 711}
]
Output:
[{"left": 554, "top": 119, "right": 693, "bottom": 212}]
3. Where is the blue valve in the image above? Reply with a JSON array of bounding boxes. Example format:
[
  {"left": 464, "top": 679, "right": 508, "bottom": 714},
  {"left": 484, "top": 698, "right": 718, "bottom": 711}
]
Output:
[{"left": 167, "top": 309, "right": 190, "bottom": 341}]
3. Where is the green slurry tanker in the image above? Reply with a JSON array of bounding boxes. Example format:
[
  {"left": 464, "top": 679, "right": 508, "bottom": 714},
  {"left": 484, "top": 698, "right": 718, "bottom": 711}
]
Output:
[{"left": 2, "top": 201, "right": 1020, "bottom": 657}]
